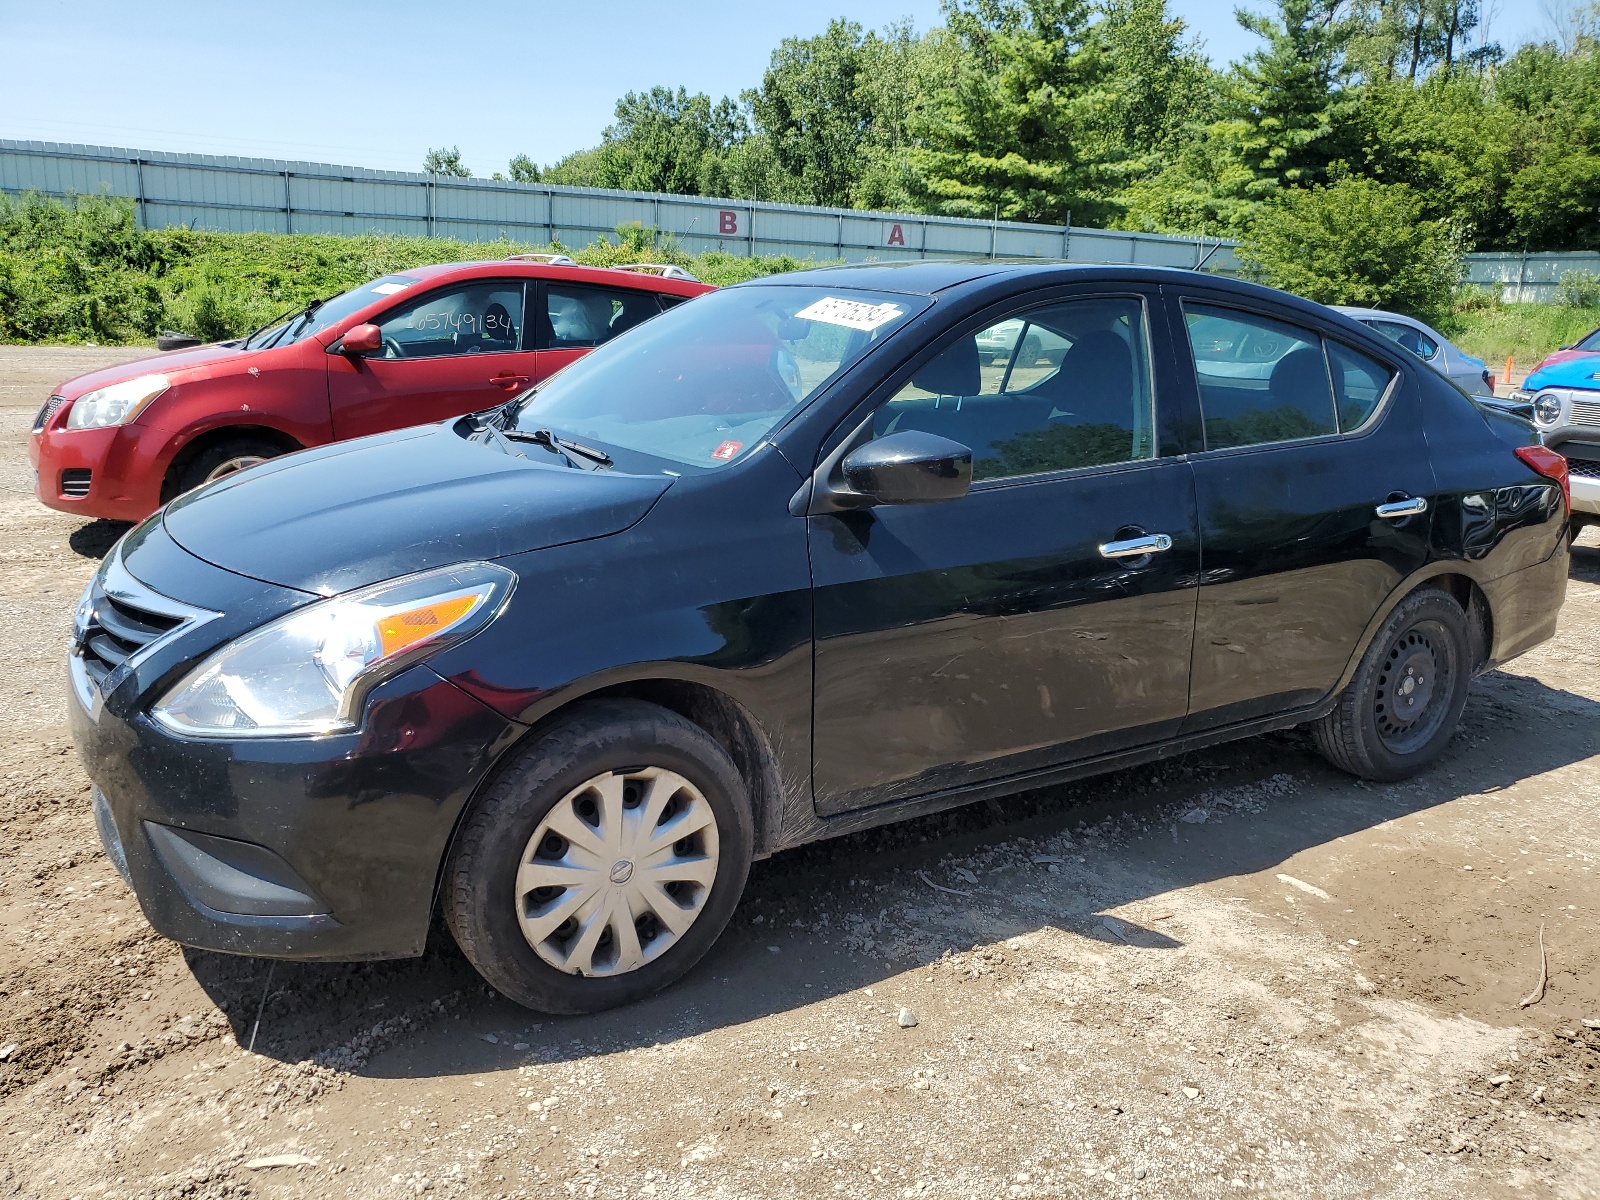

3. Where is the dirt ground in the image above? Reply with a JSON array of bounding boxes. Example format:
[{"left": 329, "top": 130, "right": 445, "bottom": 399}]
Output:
[{"left": 0, "top": 345, "right": 1596, "bottom": 1200}]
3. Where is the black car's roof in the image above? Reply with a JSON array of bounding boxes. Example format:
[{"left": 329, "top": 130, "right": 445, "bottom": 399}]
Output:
[
  {"left": 738, "top": 259, "right": 1254, "bottom": 298},
  {"left": 743, "top": 260, "right": 1387, "bottom": 337}
]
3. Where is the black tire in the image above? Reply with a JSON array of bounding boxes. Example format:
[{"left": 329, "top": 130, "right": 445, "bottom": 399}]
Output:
[
  {"left": 442, "top": 699, "right": 754, "bottom": 1014},
  {"left": 176, "top": 437, "right": 284, "bottom": 495},
  {"left": 1312, "top": 588, "right": 1471, "bottom": 781}
]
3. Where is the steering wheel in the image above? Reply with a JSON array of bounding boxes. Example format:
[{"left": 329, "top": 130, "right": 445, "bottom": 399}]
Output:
[{"left": 383, "top": 336, "right": 405, "bottom": 360}]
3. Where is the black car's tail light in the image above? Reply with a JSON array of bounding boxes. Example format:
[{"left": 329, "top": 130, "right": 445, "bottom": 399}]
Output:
[
  {"left": 60, "top": 468, "right": 92, "bottom": 498},
  {"left": 1514, "top": 445, "right": 1570, "bottom": 511}
]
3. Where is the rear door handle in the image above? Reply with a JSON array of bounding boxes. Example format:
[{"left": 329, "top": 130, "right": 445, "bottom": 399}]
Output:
[
  {"left": 490, "top": 375, "right": 531, "bottom": 390},
  {"left": 1375, "top": 497, "right": 1428, "bottom": 519},
  {"left": 1098, "top": 533, "right": 1173, "bottom": 559}
]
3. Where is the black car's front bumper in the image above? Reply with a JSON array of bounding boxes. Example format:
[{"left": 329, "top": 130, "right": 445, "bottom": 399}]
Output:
[{"left": 74, "top": 651, "right": 523, "bottom": 962}]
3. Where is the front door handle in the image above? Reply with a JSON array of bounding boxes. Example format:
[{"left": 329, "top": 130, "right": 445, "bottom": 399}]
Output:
[
  {"left": 490, "top": 374, "right": 531, "bottom": 391},
  {"left": 1375, "top": 496, "right": 1428, "bottom": 519},
  {"left": 1098, "top": 533, "right": 1173, "bottom": 560}
]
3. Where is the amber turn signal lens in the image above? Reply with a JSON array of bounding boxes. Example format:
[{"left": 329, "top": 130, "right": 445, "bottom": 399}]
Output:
[{"left": 377, "top": 594, "right": 484, "bottom": 658}]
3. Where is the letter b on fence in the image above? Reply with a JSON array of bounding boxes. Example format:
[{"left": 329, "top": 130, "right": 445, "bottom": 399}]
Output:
[{"left": 719, "top": 210, "right": 740, "bottom": 236}]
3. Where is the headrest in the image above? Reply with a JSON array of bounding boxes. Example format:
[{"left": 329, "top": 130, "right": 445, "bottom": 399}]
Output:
[
  {"left": 1054, "top": 329, "right": 1132, "bottom": 405},
  {"left": 1269, "top": 346, "right": 1330, "bottom": 405},
  {"left": 912, "top": 336, "right": 980, "bottom": 397}
]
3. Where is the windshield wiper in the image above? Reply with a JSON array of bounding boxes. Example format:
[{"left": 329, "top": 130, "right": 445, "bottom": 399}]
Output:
[
  {"left": 502, "top": 428, "right": 613, "bottom": 469},
  {"left": 465, "top": 419, "right": 528, "bottom": 460},
  {"left": 242, "top": 297, "right": 326, "bottom": 351}
]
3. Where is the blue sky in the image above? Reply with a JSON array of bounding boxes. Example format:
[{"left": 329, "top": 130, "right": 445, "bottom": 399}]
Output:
[{"left": 1, "top": 1, "right": 1552, "bottom": 176}]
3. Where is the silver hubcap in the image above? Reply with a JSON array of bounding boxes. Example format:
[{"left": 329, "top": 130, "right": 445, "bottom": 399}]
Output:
[
  {"left": 515, "top": 767, "right": 720, "bottom": 977},
  {"left": 202, "top": 454, "right": 269, "bottom": 483}
]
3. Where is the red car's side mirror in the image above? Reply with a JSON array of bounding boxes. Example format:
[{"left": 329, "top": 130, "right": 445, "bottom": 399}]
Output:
[{"left": 340, "top": 324, "right": 383, "bottom": 355}]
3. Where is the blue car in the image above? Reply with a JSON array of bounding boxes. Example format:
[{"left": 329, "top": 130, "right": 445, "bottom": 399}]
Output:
[{"left": 1513, "top": 356, "right": 1600, "bottom": 534}]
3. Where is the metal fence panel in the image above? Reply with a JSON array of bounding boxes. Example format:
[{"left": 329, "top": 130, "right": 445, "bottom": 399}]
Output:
[
  {"left": 2, "top": 138, "right": 1255, "bottom": 275},
  {"left": 1466, "top": 252, "right": 1600, "bottom": 303}
]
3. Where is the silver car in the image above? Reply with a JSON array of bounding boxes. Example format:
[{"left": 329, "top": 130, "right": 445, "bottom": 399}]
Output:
[{"left": 1334, "top": 307, "right": 1494, "bottom": 396}]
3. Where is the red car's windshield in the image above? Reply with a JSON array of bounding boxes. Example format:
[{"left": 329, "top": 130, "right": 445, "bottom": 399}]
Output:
[{"left": 243, "top": 274, "right": 420, "bottom": 350}]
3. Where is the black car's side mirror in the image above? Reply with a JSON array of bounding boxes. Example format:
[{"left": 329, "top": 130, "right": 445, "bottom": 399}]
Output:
[{"left": 840, "top": 430, "right": 973, "bottom": 505}]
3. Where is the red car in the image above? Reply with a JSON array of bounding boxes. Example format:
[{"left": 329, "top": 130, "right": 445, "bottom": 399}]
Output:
[
  {"left": 1532, "top": 324, "right": 1600, "bottom": 373},
  {"left": 29, "top": 257, "right": 712, "bottom": 522}
]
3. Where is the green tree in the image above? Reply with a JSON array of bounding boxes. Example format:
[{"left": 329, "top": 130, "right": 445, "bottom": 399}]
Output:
[
  {"left": 909, "top": 0, "right": 1122, "bottom": 225},
  {"left": 422, "top": 146, "right": 470, "bottom": 177},
  {"left": 1210, "top": 0, "right": 1357, "bottom": 208},
  {"left": 747, "top": 19, "right": 878, "bottom": 207},
  {"left": 1098, "top": 0, "right": 1213, "bottom": 168},
  {"left": 1496, "top": 38, "right": 1600, "bottom": 250},
  {"left": 507, "top": 154, "right": 540, "bottom": 183},
  {"left": 1239, "top": 176, "right": 1464, "bottom": 321}
]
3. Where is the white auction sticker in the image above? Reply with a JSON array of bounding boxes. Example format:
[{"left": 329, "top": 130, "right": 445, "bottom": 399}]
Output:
[
  {"left": 795, "top": 296, "right": 903, "bottom": 331},
  {"left": 371, "top": 282, "right": 411, "bottom": 295}
]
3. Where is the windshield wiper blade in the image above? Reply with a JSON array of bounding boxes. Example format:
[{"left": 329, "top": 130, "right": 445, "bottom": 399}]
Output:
[
  {"left": 504, "top": 427, "right": 613, "bottom": 468},
  {"left": 241, "top": 296, "right": 326, "bottom": 351}
]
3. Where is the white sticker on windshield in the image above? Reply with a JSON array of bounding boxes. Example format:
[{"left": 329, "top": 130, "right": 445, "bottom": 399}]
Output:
[
  {"left": 795, "top": 296, "right": 903, "bottom": 331},
  {"left": 371, "top": 282, "right": 410, "bottom": 295}
]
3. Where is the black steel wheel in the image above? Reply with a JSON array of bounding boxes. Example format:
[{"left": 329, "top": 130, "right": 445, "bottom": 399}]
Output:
[{"left": 1312, "top": 588, "right": 1471, "bottom": 781}]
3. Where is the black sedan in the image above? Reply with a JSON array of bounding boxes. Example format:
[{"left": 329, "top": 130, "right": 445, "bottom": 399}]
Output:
[{"left": 72, "top": 262, "right": 1570, "bottom": 1014}]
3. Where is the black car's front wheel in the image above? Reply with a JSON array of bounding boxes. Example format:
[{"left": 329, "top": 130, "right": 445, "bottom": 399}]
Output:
[
  {"left": 442, "top": 700, "right": 753, "bottom": 1014},
  {"left": 1312, "top": 587, "right": 1471, "bottom": 781}
]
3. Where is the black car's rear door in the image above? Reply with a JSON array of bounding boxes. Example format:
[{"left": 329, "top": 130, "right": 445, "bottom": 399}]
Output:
[
  {"left": 808, "top": 287, "right": 1200, "bottom": 816},
  {"left": 1166, "top": 288, "right": 1435, "bottom": 732}
]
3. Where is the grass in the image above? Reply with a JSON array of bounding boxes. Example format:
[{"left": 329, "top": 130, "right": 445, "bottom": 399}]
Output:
[
  {"left": 1440, "top": 299, "right": 1600, "bottom": 376},
  {"left": 0, "top": 192, "right": 834, "bottom": 345}
]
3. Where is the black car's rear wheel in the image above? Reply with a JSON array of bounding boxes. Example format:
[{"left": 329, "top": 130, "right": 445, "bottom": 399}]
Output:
[
  {"left": 442, "top": 700, "right": 753, "bottom": 1014},
  {"left": 1312, "top": 588, "right": 1470, "bottom": 781}
]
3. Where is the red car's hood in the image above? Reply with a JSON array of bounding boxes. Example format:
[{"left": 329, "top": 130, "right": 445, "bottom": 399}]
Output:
[
  {"left": 1533, "top": 347, "right": 1599, "bottom": 373},
  {"left": 53, "top": 342, "right": 256, "bottom": 399}
]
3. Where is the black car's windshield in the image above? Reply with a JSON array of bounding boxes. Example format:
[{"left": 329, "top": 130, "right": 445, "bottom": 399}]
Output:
[
  {"left": 247, "top": 274, "right": 420, "bottom": 350},
  {"left": 510, "top": 285, "right": 928, "bottom": 469}
]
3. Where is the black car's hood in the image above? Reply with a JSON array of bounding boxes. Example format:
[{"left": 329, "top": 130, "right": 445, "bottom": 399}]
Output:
[{"left": 162, "top": 424, "right": 672, "bottom": 594}]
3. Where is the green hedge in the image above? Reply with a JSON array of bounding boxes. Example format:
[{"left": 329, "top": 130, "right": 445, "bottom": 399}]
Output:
[
  {"left": 7, "top": 192, "right": 1599, "bottom": 377},
  {"left": 0, "top": 193, "right": 826, "bottom": 345}
]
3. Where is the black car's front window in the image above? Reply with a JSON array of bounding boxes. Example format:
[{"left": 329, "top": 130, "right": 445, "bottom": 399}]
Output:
[{"left": 510, "top": 285, "right": 927, "bottom": 470}]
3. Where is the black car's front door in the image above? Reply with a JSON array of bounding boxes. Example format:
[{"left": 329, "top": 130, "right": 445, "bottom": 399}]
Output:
[
  {"left": 1170, "top": 293, "right": 1435, "bottom": 731},
  {"left": 808, "top": 290, "right": 1200, "bottom": 816}
]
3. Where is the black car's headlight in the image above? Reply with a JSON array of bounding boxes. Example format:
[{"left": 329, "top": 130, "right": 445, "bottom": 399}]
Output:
[{"left": 150, "top": 562, "right": 514, "bottom": 738}]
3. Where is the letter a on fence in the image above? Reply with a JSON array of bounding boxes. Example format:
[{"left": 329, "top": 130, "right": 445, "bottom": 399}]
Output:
[{"left": 885, "top": 224, "right": 906, "bottom": 247}]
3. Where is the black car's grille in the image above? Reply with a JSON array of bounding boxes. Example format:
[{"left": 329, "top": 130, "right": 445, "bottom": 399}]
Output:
[
  {"left": 60, "top": 468, "right": 92, "bottom": 498},
  {"left": 32, "top": 395, "right": 65, "bottom": 433},
  {"left": 1568, "top": 456, "right": 1600, "bottom": 481},
  {"left": 78, "top": 591, "right": 185, "bottom": 691}
]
